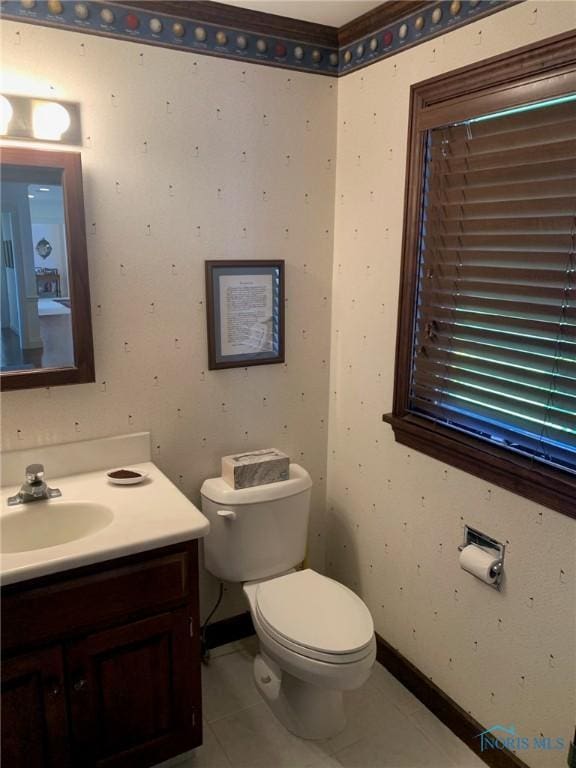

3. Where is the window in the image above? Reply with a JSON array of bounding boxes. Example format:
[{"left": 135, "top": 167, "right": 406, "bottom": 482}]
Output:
[
  {"left": 414, "top": 94, "right": 576, "bottom": 471},
  {"left": 386, "top": 32, "right": 576, "bottom": 518}
]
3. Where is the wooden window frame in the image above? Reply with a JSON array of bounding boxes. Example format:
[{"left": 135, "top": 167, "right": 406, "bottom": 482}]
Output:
[{"left": 385, "top": 31, "right": 576, "bottom": 520}]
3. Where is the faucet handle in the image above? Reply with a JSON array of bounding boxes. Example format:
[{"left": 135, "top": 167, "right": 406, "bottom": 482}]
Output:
[{"left": 26, "top": 463, "right": 45, "bottom": 483}]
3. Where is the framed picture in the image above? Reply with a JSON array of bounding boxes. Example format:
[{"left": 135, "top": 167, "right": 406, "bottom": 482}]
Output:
[{"left": 205, "top": 260, "right": 285, "bottom": 370}]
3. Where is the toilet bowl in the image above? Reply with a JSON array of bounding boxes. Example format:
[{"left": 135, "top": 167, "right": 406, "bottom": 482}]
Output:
[
  {"left": 200, "top": 463, "right": 376, "bottom": 740},
  {"left": 243, "top": 569, "right": 376, "bottom": 739}
]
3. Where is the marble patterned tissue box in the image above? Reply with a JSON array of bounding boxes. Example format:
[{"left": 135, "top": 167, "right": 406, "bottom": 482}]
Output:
[{"left": 222, "top": 449, "right": 290, "bottom": 489}]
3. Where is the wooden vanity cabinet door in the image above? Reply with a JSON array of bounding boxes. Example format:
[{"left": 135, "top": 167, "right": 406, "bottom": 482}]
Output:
[
  {"left": 1, "top": 646, "right": 70, "bottom": 768},
  {"left": 67, "top": 608, "right": 201, "bottom": 768}
]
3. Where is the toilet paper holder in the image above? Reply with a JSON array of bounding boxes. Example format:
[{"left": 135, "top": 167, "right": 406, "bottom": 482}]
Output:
[{"left": 458, "top": 526, "right": 505, "bottom": 589}]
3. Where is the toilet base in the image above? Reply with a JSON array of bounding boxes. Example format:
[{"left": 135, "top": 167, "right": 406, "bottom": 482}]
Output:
[{"left": 253, "top": 652, "right": 346, "bottom": 740}]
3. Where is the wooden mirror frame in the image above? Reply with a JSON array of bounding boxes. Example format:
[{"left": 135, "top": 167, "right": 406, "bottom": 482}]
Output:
[{"left": 1, "top": 147, "right": 95, "bottom": 391}]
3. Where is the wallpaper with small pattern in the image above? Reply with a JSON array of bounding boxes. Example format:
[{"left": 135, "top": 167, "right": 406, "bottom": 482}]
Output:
[
  {"left": 1, "top": 5, "right": 575, "bottom": 766},
  {"left": 0, "top": 19, "right": 337, "bottom": 619},
  {"left": 327, "top": 4, "right": 575, "bottom": 768}
]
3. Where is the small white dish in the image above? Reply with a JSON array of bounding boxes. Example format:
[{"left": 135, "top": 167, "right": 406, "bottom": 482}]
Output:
[{"left": 106, "top": 468, "right": 148, "bottom": 485}]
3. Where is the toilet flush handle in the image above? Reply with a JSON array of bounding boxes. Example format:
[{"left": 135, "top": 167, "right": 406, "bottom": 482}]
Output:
[{"left": 217, "top": 509, "right": 237, "bottom": 521}]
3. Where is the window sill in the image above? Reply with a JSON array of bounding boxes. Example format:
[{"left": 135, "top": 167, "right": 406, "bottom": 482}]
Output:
[{"left": 383, "top": 413, "right": 576, "bottom": 520}]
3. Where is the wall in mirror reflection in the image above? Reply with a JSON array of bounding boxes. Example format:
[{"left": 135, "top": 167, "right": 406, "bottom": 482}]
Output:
[{"left": 1, "top": 167, "right": 74, "bottom": 373}]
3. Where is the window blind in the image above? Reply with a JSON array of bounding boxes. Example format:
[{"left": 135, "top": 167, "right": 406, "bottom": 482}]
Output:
[{"left": 411, "top": 95, "right": 576, "bottom": 474}]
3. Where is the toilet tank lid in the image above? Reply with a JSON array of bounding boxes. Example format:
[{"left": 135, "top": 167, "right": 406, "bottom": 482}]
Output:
[{"left": 200, "top": 463, "right": 312, "bottom": 505}]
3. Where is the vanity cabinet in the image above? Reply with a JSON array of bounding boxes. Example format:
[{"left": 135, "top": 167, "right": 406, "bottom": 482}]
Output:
[
  {"left": 1, "top": 646, "right": 69, "bottom": 768},
  {"left": 67, "top": 609, "right": 195, "bottom": 767},
  {"left": 1, "top": 540, "right": 202, "bottom": 768}
]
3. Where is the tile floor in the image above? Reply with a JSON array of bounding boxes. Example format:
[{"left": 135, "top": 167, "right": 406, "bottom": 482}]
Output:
[{"left": 157, "top": 637, "right": 485, "bottom": 768}]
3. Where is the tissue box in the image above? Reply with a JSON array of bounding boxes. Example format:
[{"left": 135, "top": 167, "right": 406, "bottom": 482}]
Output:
[{"left": 222, "top": 449, "right": 290, "bottom": 489}]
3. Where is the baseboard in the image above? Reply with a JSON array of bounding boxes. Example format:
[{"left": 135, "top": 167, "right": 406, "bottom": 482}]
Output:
[
  {"left": 375, "top": 634, "right": 530, "bottom": 768},
  {"left": 204, "top": 611, "right": 255, "bottom": 649}
]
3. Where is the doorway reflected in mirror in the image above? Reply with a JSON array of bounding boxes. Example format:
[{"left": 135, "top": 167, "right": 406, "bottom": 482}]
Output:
[{"left": 1, "top": 167, "right": 74, "bottom": 372}]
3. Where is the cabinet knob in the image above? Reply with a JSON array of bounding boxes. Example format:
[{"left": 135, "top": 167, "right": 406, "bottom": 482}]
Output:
[
  {"left": 73, "top": 678, "right": 88, "bottom": 692},
  {"left": 46, "top": 679, "right": 61, "bottom": 696}
]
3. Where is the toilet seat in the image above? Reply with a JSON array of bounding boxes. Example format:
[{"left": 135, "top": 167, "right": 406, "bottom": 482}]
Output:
[{"left": 255, "top": 569, "right": 374, "bottom": 665}]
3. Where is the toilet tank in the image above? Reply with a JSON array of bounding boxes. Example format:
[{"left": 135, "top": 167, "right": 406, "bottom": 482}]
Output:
[{"left": 200, "top": 464, "right": 312, "bottom": 583}]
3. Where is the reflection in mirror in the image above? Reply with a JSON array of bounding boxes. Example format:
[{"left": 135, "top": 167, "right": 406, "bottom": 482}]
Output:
[
  {"left": 0, "top": 148, "right": 94, "bottom": 391},
  {"left": 1, "top": 166, "right": 74, "bottom": 372}
]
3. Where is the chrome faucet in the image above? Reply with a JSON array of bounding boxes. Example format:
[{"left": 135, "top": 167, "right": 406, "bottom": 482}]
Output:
[{"left": 7, "top": 464, "right": 62, "bottom": 506}]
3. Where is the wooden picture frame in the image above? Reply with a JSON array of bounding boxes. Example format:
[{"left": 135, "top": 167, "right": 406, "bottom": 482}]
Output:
[{"left": 205, "top": 260, "right": 284, "bottom": 370}]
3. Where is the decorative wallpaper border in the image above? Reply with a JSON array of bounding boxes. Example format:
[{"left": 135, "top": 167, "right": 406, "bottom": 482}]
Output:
[
  {"left": 0, "top": 0, "right": 517, "bottom": 76},
  {"left": 339, "top": 0, "right": 518, "bottom": 74},
  {"left": 0, "top": 0, "right": 339, "bottom": 74}
]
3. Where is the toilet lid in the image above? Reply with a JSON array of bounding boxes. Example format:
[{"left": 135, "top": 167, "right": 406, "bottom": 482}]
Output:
[{"left": 255, "top": 570, "right": 374, "bottom": 655}]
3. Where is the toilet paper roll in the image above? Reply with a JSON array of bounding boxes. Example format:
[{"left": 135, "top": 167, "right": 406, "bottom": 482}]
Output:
[{"left": 459, "top": 544, "right": 501, "bottom": 585}]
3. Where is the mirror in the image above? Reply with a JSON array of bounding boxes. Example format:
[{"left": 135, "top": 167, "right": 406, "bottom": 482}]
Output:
[{"left": 1, "top": 148, "right": 94, "bottom": 390}]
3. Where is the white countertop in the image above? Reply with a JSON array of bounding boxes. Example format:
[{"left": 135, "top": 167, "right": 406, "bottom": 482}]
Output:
[{"left": 1, "top": 461, "right": 210, "bottom": 586}]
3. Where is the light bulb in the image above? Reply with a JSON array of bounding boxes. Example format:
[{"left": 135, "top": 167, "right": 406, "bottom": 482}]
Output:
[
  {"left": 32, "top": 101, "right": 70, "bottom": 140},
  {"left": 0, "top": 95, "right": 14, "bottom": 134}
]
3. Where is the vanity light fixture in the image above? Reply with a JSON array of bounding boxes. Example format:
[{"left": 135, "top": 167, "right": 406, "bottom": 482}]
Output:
[
  {"left": 0, "top": 94, "right": 81, "bottom": 145},
  {"left": 33, "top": 101, "right": 71, "bottom": 140}
]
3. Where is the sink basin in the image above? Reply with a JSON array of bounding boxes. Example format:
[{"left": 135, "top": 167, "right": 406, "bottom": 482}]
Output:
[
  {"left": 1, "top": 501, "right": 114, "bottom": 554},
  {"left": 1, "top": 435, "right": 210, "bottom": 585}
]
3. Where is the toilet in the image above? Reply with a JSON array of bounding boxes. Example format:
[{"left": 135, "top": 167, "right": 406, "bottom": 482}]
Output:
[{"left": 200, "top": 463, "right": 376, "bottom": 740}]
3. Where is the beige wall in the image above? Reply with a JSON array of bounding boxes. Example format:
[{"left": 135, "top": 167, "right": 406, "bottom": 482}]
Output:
[
  {"left": 327, "top": 3, "right": 576, "bottom": 767},
  {"left": 0, "top": 19, "right": 337, "bottom": 619},
  {"left": 2, "top": 4, "right": 575, "bottom": 763}
]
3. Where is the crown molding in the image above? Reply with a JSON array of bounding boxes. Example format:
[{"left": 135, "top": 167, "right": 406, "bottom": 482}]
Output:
[
  {"left": 0, "top": 0, "right": 522, "bottom": 77},
  {"left": 339, "top": 0, "right": 431, "bottom": 46},
  {"left": 338, "top": 0, "right": 521, "bottom": 75},
  {"left": 116, "top": 1, "right": 339, "bottom": 47}
]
